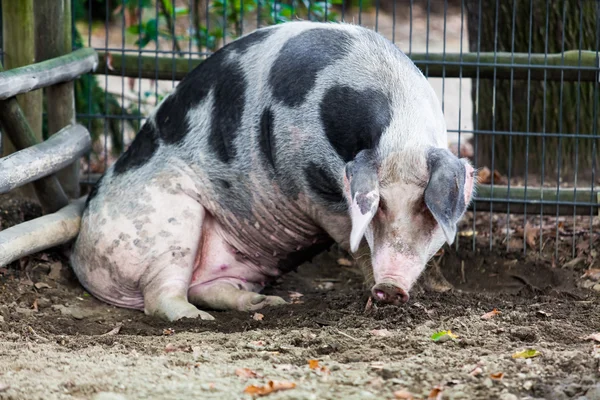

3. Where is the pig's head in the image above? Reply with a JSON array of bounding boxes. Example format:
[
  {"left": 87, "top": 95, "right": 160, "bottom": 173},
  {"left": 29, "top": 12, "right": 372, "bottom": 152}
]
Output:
[{"left": 343, "top": 146, "right": 475, "bottom": 305}]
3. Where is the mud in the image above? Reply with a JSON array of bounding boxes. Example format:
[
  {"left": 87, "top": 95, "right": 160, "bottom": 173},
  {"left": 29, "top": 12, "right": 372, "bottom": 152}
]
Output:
[{"left": 1, "top": 194, "right": 600, "bottom": 400}]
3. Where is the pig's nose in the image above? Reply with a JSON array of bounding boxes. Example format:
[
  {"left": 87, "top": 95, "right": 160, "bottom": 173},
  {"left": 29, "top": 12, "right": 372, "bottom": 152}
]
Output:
[{"left": 371, "top": 283, "right": 410, "bottom": 305}]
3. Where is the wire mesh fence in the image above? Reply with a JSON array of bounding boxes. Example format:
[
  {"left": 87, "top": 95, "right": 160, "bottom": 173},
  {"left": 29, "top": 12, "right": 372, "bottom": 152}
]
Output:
[{"left": 5, "top": 0, "right": 598, "bottom": 265}]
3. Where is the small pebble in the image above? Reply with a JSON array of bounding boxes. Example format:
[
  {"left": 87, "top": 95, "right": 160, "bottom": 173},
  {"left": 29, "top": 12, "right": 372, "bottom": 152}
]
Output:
[
  {"left": 592, "top": 284, "right": 600, "bottom": 292},
  {"left": 499, "top": 394, "right": 518, "bottom": 400}
]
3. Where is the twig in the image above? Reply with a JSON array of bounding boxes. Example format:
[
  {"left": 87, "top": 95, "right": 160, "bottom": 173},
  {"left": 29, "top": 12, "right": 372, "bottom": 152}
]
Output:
[
  {"left": 335, "top": 329, "right": 360, "bottom": 342},
  {"left": 27, "top": 326, "right": 49, "bottom": 342},
  {"left": 159, "top": 0, "right": 183, "bottom": 57}
]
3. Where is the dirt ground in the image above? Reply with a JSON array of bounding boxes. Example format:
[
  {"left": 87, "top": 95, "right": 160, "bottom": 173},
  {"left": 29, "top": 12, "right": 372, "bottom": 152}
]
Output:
[
  {"left": 1, "top": 4, "right": 599, "bottom": 400},
  {"left": 1, "top": 192, "right": 600, "bottom": 400}
]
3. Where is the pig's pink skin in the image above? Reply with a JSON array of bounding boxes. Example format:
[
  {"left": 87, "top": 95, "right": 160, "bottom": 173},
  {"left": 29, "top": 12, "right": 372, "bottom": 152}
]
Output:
[
  {"left": 372, "top": 246, "right": 421, "bottom": 292},
  {"left": 368, "top": 160, "right": 476, "bottom": 294}
]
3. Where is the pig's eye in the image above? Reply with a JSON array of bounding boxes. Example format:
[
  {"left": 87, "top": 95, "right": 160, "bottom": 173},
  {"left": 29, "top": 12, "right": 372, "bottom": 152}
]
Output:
[{"left": 378, "top": 198, "right": 388, "bottom": 214}]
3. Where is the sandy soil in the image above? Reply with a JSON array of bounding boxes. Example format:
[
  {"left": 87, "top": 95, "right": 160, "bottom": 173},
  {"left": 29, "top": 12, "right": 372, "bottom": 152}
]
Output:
[{"left": 1, "top": 194, "right": 600, "bottom": 400}]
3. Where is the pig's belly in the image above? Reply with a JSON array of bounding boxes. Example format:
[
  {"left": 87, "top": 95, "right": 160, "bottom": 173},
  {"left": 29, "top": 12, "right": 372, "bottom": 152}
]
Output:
[{"left": 188, "top": 212, "right": 279, "bottom": 294}]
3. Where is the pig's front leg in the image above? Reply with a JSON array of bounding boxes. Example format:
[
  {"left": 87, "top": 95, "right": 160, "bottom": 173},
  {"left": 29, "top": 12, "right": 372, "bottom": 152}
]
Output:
[
  {"left": 189, "top": 284, "right": 288, "bottom": 312},
  {"left": 186, "top": 213, "right": 288, "bottom": 312}
]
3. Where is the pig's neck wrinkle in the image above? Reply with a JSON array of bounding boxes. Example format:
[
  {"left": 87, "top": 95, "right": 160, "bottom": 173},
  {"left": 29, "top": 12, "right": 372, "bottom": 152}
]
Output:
[{"left": 209, "top": 193, "right": 328, "bottom": 273}]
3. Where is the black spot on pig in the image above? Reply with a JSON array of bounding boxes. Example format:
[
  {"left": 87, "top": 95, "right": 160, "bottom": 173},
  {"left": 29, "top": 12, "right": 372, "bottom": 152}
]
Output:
[
  {"left": 209, "top": 62, "right": 246, "bottom": 163},
  {"left": 277, "top": 238, "right": 334, "bottom": 273},
  {"left": 85, "top": 173, "right": 105, "bottom": 207},
  {"left": 321, "top": 85, "right": 392, "bottom": 162},
  {"left": 113, "top": 121, "right": 160, "bottom": 175},
  {"left": 258, "top": 107, "right": 276, "bottom": 171},
  {"left": 304, "top": 162, "right": 345, "bottom": 208},
  {"left": 269, "top": 29, "right": 353, "bottom": 107},
  {"left": 154, "top": 29, "right": 269, "bottom": 150},
  {"left": 228, "top": 28, "right": 275, "bottom": 54}
]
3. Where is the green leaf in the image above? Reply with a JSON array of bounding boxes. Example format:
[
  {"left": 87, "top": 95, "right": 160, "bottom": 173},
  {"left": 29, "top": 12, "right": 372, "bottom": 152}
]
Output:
[
  {"left": 144, "top": 18, "right": 159, "bottom": 39},
  {"left": 161, "top": 0, "right": 174, "bottom": 16},
  {"left": 174, "top": 6, "right": 189, "bottom": 16},
  {"left": 431, "top": 330, "right": 458, "bottom": 342},
  {"left": 126, "top": 24, "right": 142, "bottom": 35},
  {"left": 512, "top": 349, "right": 541, "bottom": 359}
]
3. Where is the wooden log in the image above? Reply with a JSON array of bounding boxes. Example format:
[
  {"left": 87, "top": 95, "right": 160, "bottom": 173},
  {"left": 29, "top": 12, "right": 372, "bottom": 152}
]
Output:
[
  {"left": 0, "top": 48, "right": 98, "bottom": 101},
  {"left": 94, "top": 50, "right": 599, "bottom": 82},
  {"left": 0, "top": 60, "right": 69, "bottom": 213},
  {"left": 471, "top": 185, "right": 600, "bottom": 216},
  {"left": 0, "top": 124, "right": 91, "bottom": 194},
  {"left": 0, "top": 197, "right": 86, "bottom": 267},
  {"left": 1, "top": 0, "right": 43, "bottom": 201},
  {"left": 35, "top": 0, "right": 81, "bottom": 198}
]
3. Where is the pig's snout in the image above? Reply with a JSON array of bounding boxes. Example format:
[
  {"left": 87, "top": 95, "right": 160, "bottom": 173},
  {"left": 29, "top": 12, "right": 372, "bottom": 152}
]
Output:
[{"left": 371, "top": 282, "right": 409, "bottom": 305}]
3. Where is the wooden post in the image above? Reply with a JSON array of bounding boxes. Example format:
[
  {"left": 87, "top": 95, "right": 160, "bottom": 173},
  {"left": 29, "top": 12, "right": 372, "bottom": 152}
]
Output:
[
  {"left": 35, "top": 0, "right": 80, "bottom": 198},
  {"left": 1, "top": 0, "right": 43, "bottom": 200}
]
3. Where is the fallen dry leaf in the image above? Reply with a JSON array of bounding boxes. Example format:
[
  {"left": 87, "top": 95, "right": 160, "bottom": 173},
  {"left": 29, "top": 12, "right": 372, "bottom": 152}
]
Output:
[
  {"left": 164, "top": 343, "right": 192, "bottom": 353},
  {"left": 428, "top": 386, "right": 444, "bottom": 400},
  {"left": 582, "top": 269, "right": 600, "bottom": 281},
  {"left": 48, "top": 262, "right": 63, "bottom": 280},
  {"left": 583, "top": 333, "right": 600, "bottom": 343},
  {"left": 235, "top": 368, "right": 259, "bottom": 379},
  {"left": 243, "top": 380, "right": 296, "bottom": 396},
  {"left": 364, "top": 296, "right": 374, "bottom": 313},
  {"left": 523, "top": 222, "right": 537, "bottom": 249},
  {"left": 100, "top": 323, "right": 122, "bottom": 337},
  {"left": 490, "top": 372, "right": 504, "bottom": 380},
  {"left": 370, "top": 329, "right": 391, "bottom": 337},
  {"left": 308, "top": 359, "right": 320, "bottom": 370},
  {"left": 394, "top": 389, "right": 415, "bottom": 399},
  {"left": 288, "top": 291, "right": 304, "bottom": 304},
  {"left": 253, "top": 313, "right": 264, "bottom": 321},
  {"left": 34, "top": 282, "right": 51, "bottom": 290},
  {"left": 481, "top": 308, "right": 501, "bottom": 320},
  {"left": 163, "top": 328, "right": 175, "bottom": 336},
  {"left": 477, "top": 167, "right": 491, "bottom": 183},
  {"left": 106, "top": 52, "right": 115, "bottom": 71}
]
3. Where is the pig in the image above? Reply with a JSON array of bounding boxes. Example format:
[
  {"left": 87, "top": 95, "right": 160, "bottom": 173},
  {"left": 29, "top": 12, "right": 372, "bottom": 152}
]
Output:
[{"left": 70, "top": 20, "right": 476, "bottom": 321}]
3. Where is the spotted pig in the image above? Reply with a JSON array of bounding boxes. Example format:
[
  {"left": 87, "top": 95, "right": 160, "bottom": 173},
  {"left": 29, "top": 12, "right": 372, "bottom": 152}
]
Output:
[{"left": 70, "top": 21, "right": 476, "bottom": 321}]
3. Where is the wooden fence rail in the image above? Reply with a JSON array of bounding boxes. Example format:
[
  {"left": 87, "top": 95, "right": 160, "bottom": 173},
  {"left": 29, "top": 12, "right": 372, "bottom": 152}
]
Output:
[
  {"left": 0, "top": 48, "right": 98, "bottom": 100},
  {"left": 0, "top": 9, "right": 96, "bottom": 267},
  {"left": 94, "top": 50, "right": 600, "bottom": 82},
  {"left": 0, "top": 124, "right": 91, "bottom": 194}
]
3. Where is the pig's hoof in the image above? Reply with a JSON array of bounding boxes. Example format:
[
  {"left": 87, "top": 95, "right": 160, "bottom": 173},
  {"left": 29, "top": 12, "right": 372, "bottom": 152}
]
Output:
[
  {"left": 245, "top": 294, "right": 288, "bottom": 311},
  {"left": 147, "top": 296, "right": 215, "bottom": 321}
]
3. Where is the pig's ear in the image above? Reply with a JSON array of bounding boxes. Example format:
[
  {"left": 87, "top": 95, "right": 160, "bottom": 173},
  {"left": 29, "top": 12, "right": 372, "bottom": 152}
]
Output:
[
  {"left": 345, "top": 150, "right": 380, "bottom": 253},
  {"left": 424, "top": 147, "right": 469, "bottom": 245}
]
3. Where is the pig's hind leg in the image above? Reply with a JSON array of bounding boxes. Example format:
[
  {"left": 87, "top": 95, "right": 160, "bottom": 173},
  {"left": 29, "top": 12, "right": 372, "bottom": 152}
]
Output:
[{"left": 137, "top": 192, "right": 215, "bottom": 322}]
